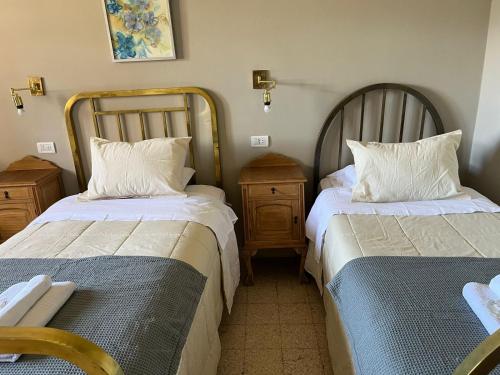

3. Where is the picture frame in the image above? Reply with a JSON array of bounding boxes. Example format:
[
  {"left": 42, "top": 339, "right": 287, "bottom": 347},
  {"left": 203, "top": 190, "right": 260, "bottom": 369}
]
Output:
[{"left": 102, "top": 0, "right": 176, "bottom": 62}]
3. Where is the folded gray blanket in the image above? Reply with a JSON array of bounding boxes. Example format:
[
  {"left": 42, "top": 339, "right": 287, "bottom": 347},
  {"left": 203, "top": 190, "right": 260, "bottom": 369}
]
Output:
[
  {"left": 0, "top": 256, "right": 207, "bottom": 375},
  {"left": 327, "top": 256, "right": 500, "bottom": 375}
]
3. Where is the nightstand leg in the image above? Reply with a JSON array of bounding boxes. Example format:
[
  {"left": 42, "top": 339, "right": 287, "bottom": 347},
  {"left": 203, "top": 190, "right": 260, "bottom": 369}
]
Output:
[
  {"left": 299, "top": 246, "right": 309, "bottom": 284},
  {"left": 243, "top": 248, "right": 254, "bottom": 286}
]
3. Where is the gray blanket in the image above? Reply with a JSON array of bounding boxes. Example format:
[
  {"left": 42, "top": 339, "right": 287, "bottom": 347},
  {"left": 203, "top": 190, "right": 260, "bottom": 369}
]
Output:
[
  {"left": 327, "top": 256, "right": 500, "bottom": 375},
  {"left": 0, "top": 256, "right": 207, "bottom": 375}
]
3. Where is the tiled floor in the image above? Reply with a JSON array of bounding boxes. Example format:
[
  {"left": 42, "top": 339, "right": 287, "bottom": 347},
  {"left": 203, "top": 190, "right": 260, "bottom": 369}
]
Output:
[{"left": 217, "top": 258, "right": 333, "bottom": 375}]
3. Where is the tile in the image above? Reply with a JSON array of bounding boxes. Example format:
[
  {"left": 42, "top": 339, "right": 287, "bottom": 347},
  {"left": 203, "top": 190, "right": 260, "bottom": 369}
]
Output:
[
  {"left": 277, "top": 284, "right": 308, "bottom": 304},
  {"left": 306, "top": 284, "right": 323, "bottom": 304},
  {"left": 246, "top": 324, "right": 281, "bottom": 349},
  {"left": 283, "top": 348, "right": 323, "bottom": 375},
  {"left": 222, "top": 303, "right": 247, "bottom": 325},
  {"left": 233, "top": 287, "right": 248, "bottom": 305},
  {"left": 244, "top": 349, "right": 283, "bottom": 375},
  {"left": 281, "top": 324, "right": 317, "bottom": 349},
  {"left": 253, "top": 275, "right": 277, "bottom": 287},
  {"left": 247, "top": 303, "right": 279, "bottom": 325},
  {"left": 279, "top": 303, "right": 312, "bottom": 324},
  {"left": 248, "top": 285, "right": 278, "bottom": 304},
  {"left": 220, "top": 324, "right": 245, "bottom": 349},
  {"left": 310, "top": 303, "right": 326, "bottom": 324},
  {"left": 320, "top": 348, "right": 334, "bottom": 375},
  {"left": 217, "top": 349, "right": 244, "bottom": 375},
  {"left": 314, "top": 323, "right": 328, "bottom": 349}
]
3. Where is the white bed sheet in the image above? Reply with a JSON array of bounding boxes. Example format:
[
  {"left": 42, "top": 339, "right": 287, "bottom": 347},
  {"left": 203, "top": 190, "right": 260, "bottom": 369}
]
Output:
[
  {"left": 31, "top": 190, "right": 239, "bottom": 310},
  {"left": 306, "top": 186, "right": 500, "bottom": 263}
]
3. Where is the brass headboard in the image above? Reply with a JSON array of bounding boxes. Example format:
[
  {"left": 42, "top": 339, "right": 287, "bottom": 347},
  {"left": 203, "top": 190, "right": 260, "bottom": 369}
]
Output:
[{"left": 64, "top": 87, "right": 221, "bottom": 192}]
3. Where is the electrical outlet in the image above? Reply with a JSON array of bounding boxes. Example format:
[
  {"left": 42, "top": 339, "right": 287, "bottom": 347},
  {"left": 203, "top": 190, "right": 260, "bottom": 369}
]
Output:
[
  {"left": 250, "top": 136, "right": 270, "bottom": 148},
  {"left": 37, "top": 142, "right": 56, "bottom": 154}
]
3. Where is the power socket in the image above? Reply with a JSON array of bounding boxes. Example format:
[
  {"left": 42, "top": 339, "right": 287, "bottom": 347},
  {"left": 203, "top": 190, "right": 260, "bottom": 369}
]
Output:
[
  {"left": 250, "top": 135, "right": 269, "bottom": 148},
  {"left": 37, "top": 142, "right": 56, "bottom": 154}
]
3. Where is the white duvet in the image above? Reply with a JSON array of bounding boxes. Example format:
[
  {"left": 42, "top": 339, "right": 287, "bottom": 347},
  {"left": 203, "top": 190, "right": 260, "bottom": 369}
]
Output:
[
  {"left": 306, "top": 185, "right": 500, "bottom": 263},
  {"left": 29, "top": 189, "right": 240, "bottom": 310}
]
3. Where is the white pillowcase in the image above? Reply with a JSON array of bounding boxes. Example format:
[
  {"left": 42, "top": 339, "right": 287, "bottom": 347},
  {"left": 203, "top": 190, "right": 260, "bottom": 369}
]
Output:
[
  {"left": 85, "top": 137, "right": 191, "bottom": 200},
  {"left": 182, "top": 168, "right": 196, "bottom": 188},
  {"left": 347, "top": 130, "right": 464, "bottom": 203},
  {"left": 321, "top": 165, "right": 357, "bottom": 190}
]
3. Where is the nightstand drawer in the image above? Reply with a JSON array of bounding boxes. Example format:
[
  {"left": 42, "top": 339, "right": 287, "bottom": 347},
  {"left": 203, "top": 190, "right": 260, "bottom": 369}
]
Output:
[
  {"left": 248, "top": 183, "right": 299, "bottom": 199},
  {"left": 0, "top": 186, "right": 31, "bottom": 201}
]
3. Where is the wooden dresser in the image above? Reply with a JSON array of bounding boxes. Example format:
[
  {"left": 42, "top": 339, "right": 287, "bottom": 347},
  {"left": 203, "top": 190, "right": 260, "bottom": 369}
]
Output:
[
  {"left": 239, "top": 153, "right": 307, "bottom": 285},
  {"left": 0, "top": 156, "right": 63, "bottom": 243}
]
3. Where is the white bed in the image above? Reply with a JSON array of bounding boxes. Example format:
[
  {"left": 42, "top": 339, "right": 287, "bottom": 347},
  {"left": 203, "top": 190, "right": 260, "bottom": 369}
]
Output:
[
  {"left": 0, "top": 87, "right": 238, "bottom": 375},
  {"left": 307, "top": 83, "right": 500, "bottom": 374}
]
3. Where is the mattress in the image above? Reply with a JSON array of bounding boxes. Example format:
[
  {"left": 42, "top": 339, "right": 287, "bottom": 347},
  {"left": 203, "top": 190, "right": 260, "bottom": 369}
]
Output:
[{"left": 0, "top": 220, "right": 225, "bottom": 375}]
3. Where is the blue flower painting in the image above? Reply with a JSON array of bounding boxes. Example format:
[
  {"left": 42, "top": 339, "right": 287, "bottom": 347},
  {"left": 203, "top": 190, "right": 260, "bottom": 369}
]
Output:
[{"left": 103, "top": 0, "right": 176, "bottom": 61}]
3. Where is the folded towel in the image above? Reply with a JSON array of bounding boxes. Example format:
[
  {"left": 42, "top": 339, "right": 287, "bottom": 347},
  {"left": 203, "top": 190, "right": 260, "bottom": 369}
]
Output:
[
  {"left": 0, "top": 275, "right": 52, "bottom": 327},
  {"left": 0, "top": 281, "right": 76, "bottom": 363},
  {"left": 463, "top": 282, "right": 500, "bottom": 334},
  {"left": 489, "top": 275, "right": 500, "bottom": 298}
]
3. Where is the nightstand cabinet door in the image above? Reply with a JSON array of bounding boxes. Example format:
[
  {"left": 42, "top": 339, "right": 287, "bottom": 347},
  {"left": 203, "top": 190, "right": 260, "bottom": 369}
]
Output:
[
  {"left": 0, "top": 202, "right": 37, "bottom": 241},
  {"left": 250, "top": 199, "right": 300, "bottom": 241}
]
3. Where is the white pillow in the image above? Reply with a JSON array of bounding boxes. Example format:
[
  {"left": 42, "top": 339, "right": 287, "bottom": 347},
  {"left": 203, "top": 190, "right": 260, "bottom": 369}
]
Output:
[
  {"left": 322, "top": 165, "right": 357, "bottom": 190},
  {"left": 347, "top": 130, "right": 464, "bottom": 203},
  {"left": 85, "top": 137, "right": 191, "bottom": 200},
  {"left": 182, "top": 168, "right": 196, "bottom": 188}
]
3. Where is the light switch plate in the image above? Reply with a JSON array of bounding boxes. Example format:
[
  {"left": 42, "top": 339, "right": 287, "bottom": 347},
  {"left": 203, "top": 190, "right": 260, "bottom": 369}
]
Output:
[
  {"left": 37, "top": 142, "right": 56, "bottom": 154},
  {"left": 250, "top": 135, "right": 269, "bottom": 147}
]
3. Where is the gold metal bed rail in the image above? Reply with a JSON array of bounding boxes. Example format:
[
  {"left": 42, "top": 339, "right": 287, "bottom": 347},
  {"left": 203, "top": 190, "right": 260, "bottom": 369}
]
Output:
[
  {"left": 0, "top": 327, "right": 123, "bottom": 374},
  {"left": 64, "top": 87, "right": 221, "bottom": 192},
  {"left": 453, "top": 329, "right": 500, "bottom": 375}
]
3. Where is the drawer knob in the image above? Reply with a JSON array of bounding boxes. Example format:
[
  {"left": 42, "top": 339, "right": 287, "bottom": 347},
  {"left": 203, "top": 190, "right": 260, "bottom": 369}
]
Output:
[
  {"left": 271, "top": 187, "right": 276, "bottom": 194},
  {"left": 294, "top": 216, "right": 298, "bottom": 224},
  {"left": 3, "top": 191, "right": 9, "bottom": 199}
]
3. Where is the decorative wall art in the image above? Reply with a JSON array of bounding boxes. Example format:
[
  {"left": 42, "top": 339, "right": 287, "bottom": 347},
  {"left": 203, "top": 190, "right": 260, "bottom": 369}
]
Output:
[{"left": 103, "top": 0, "right": 176, "bottom": 62}]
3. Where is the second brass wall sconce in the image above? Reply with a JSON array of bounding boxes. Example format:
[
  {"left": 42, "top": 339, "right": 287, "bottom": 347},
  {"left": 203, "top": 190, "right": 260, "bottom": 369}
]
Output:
[
  {"left": 10, "top": 77, "right": 45, "bottom": 116},
  {"left": 253, "top": 70, "right": 277, "bottom": 113}
]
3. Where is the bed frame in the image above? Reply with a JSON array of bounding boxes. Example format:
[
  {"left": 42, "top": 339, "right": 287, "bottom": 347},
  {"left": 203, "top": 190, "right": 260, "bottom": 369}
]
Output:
[
  {"left": 66, "top": 87, "right": 222, "bottom": 192},
  {"left": 314, "top": 83, "right": 500, "bottom": 374},
  {"left": 0, "top": 87, "right": 222, "bottom": 374},
  {"left": 313, "top": 83, "right": 444, "bottom": 193}
]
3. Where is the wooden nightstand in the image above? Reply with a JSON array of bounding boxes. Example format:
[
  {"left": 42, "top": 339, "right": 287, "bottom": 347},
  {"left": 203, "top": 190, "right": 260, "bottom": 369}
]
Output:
[
  {"left": 239, "top": 153, "right": 307, "bottom": 285},
  {"left": 0, "top": 156, "right": 63, "bottom": 243}
]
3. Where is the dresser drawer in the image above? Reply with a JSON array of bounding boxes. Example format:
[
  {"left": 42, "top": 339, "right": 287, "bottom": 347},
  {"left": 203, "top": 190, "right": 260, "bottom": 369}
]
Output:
[
  {"left": 248, "top": 183, "right": 299, "bottom": 199},
  {"left": 0, "top": 186, "right": 31, "bottom": 201}
]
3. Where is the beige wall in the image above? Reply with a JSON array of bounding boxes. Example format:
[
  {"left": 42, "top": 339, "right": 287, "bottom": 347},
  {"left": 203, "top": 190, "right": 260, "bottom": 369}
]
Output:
[
  {"left": 469, "top": 0, "right": 500, "bottom": 202},
  {"left": 0, "top": 0, "right": 492, "bottom": 217}
]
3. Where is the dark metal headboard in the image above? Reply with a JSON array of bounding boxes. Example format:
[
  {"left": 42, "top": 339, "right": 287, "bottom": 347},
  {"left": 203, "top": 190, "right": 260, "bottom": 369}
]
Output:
[{"left": 313, "top": 83, "right": 445, "bottom": 191}]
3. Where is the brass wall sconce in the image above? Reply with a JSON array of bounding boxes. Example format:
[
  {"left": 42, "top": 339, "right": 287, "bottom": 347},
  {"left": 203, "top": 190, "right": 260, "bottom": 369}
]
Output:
[
  {"left": 10, "top": 77, "right": 45, "bottom": 116},
  {"left": 253, "top": 70, "right": 277, "bottom": 113}
]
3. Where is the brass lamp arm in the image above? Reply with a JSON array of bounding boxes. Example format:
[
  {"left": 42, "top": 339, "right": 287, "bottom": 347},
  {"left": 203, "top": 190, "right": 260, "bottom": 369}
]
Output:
[{"left": 257, "top": 76, "right": 276, "bottom": 90}]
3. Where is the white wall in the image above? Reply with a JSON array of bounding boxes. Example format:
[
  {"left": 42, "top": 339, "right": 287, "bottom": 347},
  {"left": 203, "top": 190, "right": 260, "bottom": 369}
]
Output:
[{"left": 469, "top": 0, "right": 500, "bottom": 202}]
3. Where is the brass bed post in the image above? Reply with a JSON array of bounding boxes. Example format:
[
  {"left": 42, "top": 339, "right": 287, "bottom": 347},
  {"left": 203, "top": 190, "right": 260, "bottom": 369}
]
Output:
[
  {"left": 0, "top": 327, "right": 123, "bottom": 375},
  {"left": 453, "top": 329, "right": 500, "bottom": 375}
]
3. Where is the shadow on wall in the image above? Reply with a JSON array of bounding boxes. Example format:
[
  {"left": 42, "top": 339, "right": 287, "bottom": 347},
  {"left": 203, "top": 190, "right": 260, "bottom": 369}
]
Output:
[{"left": 468, "top": 141, "right": 500, "bottom": 204}]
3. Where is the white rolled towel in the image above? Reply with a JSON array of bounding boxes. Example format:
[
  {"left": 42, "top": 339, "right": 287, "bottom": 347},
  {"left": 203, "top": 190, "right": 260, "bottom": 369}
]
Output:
[
  {"left": 0, "top": 281, "right": 76, "bottom": 362},
  {"left": 463, "top": 282, "right": 500, "bottom": 334},
  {"left": 0, "top": 275, "right": 52, "bottom": 327},
  {"left": 489, "top": 275, "right": 500, "bottom": 298}
]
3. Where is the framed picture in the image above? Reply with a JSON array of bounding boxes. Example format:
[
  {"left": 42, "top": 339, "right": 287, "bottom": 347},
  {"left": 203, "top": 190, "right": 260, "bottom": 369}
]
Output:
[{"left": 102, "top": 0, "right": 176, "bottom": 62}]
